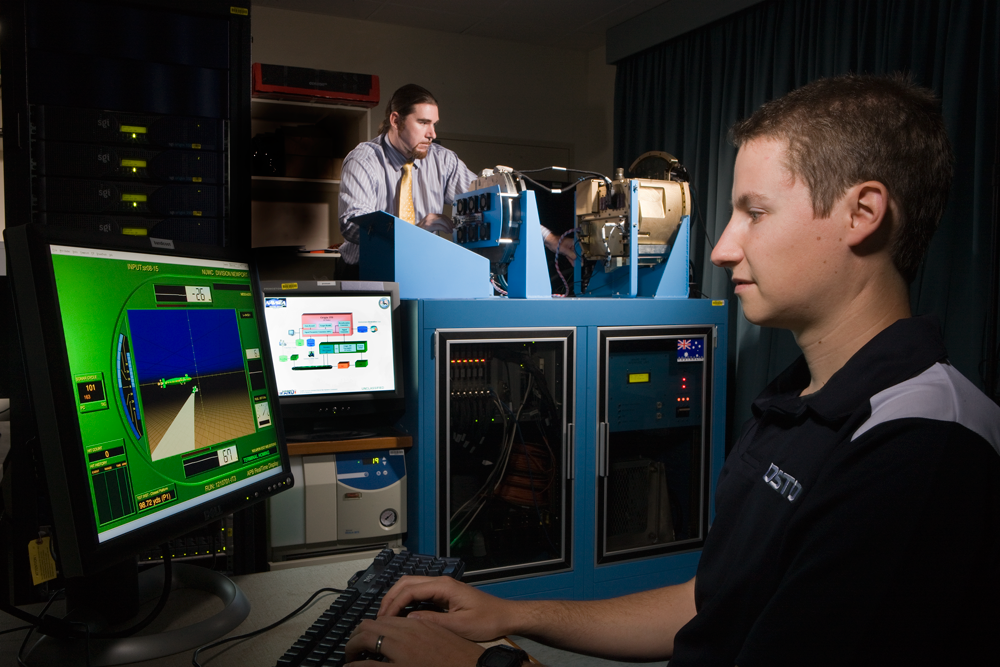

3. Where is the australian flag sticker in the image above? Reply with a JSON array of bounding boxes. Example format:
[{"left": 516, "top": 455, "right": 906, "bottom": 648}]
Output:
[{"left": 676, "top": 338, "right": 705, "bottom": 363}]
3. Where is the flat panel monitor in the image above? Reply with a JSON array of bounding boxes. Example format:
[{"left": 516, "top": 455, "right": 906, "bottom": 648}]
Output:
[
  {"left": 258, "top": 280, "right": 404, "bottom": 437},
  {"left": 3, "top": 224, "right": 292, "bottom": 580}
]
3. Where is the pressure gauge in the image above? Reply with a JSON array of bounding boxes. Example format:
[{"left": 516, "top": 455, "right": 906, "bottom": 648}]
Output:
[{"left": 379, "top": 508, "right": 398, "bottom": 528}]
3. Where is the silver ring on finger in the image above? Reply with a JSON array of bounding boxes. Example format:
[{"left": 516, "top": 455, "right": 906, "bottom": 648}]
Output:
[{"left": 375, "top": 634, "right": 385, "bottom": 656}]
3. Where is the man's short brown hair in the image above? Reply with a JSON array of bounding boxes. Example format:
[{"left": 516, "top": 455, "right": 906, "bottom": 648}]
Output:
[{"left": 730, "top": 74, "right": 953, "bottom": 283}]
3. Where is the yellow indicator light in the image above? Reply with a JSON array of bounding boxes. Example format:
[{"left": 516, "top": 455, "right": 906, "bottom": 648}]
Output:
[
  {"left": 628, "top": 372, "right": 650, "bottom": 384},
  {"left": 132, "top": 168, "right": 137, "bottom": 172}
]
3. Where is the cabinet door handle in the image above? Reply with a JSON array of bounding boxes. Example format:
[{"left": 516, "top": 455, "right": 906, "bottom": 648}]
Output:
[
  {"left": 598, "top": 421, "right": 609, "bottom": 477},
  {"left": 604, "top": 422, "right": 611, "bottom": 477},
  {"left": 565, "top": 423, "right": 574, "bottom": 480}
]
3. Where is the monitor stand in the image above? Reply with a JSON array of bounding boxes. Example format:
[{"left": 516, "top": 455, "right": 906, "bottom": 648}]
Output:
[{"left": 25, "top": 563, "right": 249, "bottom": 666}]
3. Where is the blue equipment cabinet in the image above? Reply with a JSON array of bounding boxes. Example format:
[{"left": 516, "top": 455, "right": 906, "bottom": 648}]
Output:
[{"left": 400, "top": 297, "right": 727, "bottom": 601}]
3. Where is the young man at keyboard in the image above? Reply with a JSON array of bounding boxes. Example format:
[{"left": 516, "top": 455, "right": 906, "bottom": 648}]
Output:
[{"left": 344, "top": 74, "right": 1000, "bottom": 667}]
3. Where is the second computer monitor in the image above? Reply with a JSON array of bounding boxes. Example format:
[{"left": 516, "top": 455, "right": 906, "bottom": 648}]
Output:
[{"left": 259, "top": 280, "right": 404, "bottom": 437}]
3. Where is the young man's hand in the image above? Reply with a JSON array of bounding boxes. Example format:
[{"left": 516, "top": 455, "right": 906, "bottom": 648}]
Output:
[
  {"left": 377, "top": 575, "right": 516, "bottom": 641},
  {"left": 344, "top": 615, "right": 485, "bottom": 667}
]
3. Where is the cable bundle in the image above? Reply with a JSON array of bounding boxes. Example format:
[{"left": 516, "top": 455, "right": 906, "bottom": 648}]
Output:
[{"left": 496, "top": 442, "right": 554, "bottom": 507}]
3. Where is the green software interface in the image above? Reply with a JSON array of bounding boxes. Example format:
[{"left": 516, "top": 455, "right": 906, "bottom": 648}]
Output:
[{"left": 50, "top": 245, "right": 283, "bottom": 543}]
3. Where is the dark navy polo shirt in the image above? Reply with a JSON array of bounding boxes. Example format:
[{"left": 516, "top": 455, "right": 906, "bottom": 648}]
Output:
[{"left": 671, "top": 316, "right": 1000, "bottom": 666}]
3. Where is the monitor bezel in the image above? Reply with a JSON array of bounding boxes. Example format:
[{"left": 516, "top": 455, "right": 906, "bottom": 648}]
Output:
[
  {"left": 5, "top": 224, "right": 292, "bottom": 578},
  {"left": 258, "top": 280, "right": 405, "bottom": 420}
]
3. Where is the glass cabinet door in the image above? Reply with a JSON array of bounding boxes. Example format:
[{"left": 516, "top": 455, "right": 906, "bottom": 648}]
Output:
[
  {"left": 437, "top": 329, "right": 574, "bottom": 583},
  {"left": 596, "top": 326, "right": 714, "bottom": 564}
]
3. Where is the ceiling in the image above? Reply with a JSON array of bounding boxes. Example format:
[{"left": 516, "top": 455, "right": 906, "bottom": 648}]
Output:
[{"left": 251, "top": 0, "right": 669, "bottom": 52}]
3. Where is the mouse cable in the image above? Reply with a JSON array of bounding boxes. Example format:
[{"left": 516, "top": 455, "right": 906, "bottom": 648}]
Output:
[{"left": 191, "top": 586, "right": 347, "bottom": 667}]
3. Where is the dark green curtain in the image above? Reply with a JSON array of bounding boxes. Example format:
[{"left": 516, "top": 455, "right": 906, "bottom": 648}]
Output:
[{"left": 614, "top": 0, "right": 1000, "bottom": 439}]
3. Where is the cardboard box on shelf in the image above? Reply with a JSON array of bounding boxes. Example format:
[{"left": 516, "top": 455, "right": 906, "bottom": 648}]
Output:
[
  {"left": 284, "top": 155, "right": 343, "bottom": 180},
  {"left": 251, "top": 201, "right": 330, "bottom": 250}
]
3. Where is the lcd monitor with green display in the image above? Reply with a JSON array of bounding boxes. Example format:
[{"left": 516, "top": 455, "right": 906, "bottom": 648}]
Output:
[
  {"left": 2, "top": 224, "right": 292, "bottom": 661},
  {"left": 56, "top": 245, "right": 286, "bottom": 543}
]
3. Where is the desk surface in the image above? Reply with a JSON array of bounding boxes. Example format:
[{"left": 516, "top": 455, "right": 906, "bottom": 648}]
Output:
[
  {"left": 1, "top": 558, "right": 370, "bottom": 666},
  {"left": 1, "top": 558, "right": 522, "bottom": 667}
]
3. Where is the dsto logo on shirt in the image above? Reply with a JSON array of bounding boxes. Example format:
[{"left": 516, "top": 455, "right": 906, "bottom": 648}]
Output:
[{"left": 763, "top": 463, "right": 802, "bottom": 502}]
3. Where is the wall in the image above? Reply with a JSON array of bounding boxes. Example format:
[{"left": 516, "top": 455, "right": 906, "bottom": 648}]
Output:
[{"left": 250, "top": 6, "right": 616, "bottom": 176}]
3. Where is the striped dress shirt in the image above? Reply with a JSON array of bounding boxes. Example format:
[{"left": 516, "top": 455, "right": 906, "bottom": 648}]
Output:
[{"left": 337, "top": 134, "right": 475, "bottom": 264}]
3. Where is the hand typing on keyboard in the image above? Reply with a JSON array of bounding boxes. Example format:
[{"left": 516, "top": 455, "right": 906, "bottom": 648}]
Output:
[
  {"left": 278, "top": 549, "right": 515, "bottom": 667},
  {"left": 343, "top": 565, "right": 522, "bottom": 666},
  {"left": 378, "top": 574, "right": 515, "bottom": 641},
  {"left": 344, "top": 614, "right": 485, "bottom": 666}
]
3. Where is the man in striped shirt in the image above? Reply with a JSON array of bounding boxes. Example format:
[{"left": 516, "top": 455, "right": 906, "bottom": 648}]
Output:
[
  {"left": 337, "top": 83, "right": 474, "bottom": 268},
  {"left": 337, "top": 83, "right": 575, "bottom": 277}
]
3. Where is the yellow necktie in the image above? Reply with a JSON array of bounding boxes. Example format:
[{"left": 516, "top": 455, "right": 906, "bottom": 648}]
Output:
[{"left": 398, "top": 162, "right": 415, "bottom": 224}]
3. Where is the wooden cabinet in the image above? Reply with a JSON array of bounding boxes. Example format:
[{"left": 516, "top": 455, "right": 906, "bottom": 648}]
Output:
[{"left": 250, "top": 98, "right": 370, "bottom": 249}]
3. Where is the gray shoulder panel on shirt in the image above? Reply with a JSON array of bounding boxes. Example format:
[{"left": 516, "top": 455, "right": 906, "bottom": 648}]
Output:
[{"left": 852, "top": 362, "right": 1000, "bottom": 454}]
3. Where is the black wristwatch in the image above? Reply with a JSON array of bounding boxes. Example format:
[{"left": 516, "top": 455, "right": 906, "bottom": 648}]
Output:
[{"left": 477, "top": 644, "right": 529, "bottom": 667}]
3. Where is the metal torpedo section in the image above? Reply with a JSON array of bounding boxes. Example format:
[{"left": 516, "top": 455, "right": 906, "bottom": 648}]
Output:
[
  {"left": 575, "top": 152, "right": 692, "bottom": 298},
  {"left": 576, "top": 173, "right": 690, "bottom": 270},
  {"left": 453, "top": 168, "right": 520, "bottom": 269},
  {"left": 447, "top": 152, "right": 692, "bottom": 299},
  {"left": 452, "top": 167, "right": 550, "bottom": 299}
]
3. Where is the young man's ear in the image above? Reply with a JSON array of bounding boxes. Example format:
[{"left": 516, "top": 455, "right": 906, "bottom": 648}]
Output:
[
  {"left": 388, "top": 111, "right": 400, "bottom": 132},
  {"left": 844, "top": 181, "right": 891, "bottom": 248}
]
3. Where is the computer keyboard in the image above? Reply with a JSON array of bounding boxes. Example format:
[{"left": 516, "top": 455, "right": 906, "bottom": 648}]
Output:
[{"left": 275, "top": 548, "right": 465, "bottom": 667}]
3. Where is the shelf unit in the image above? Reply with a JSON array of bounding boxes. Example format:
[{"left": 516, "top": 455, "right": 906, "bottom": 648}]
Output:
[
  {"left": 250, "top": 97, "right": 370, "bottom": 248},
  {"left": 285, "top": 435, "right": 412, "bottom": 457}
]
